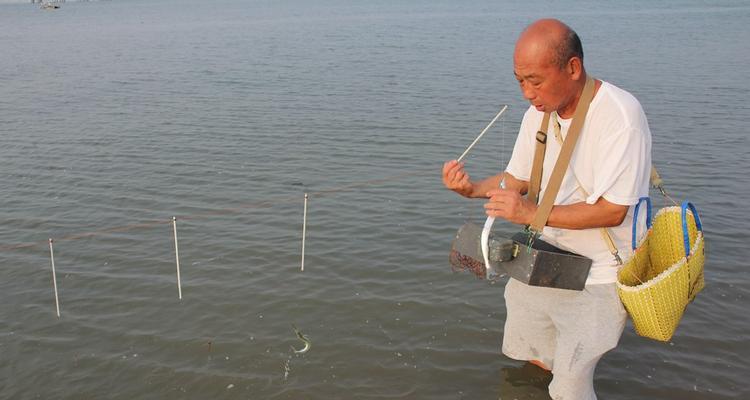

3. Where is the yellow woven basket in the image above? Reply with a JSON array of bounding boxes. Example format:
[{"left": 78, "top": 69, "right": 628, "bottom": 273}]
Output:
[{"left": 617, "top": 199, "right": 705, "bottom": 342}]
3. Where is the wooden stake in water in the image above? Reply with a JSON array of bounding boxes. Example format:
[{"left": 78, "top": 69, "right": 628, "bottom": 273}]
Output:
[
  {"left": 48, "top": 238, "right": 61, "bottom": 318},
  {"left": 457, "top": 105, "right": 508, "bottom": 162},
  {"left": 172, "top": 216, "right": 182, "bottom": 300},
  {"left": 301, "top": 193, "right": 308, "bottom": 272}
]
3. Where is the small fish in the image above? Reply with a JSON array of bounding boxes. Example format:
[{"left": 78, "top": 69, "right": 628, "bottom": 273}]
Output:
[{"left": 291, "top": 324, "right": 311, "bottom": 354}]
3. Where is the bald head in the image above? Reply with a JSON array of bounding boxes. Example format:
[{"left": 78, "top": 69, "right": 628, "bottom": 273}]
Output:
[
  {"left": 512, "top": 19, "right": 589, "bottom": 117},
  {"left": 516, "top": 19, "right": 583, "bottom": 70}
]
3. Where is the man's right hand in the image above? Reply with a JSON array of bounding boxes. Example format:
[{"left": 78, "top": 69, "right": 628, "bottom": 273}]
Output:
[{"left": 442, "top": 160, "right": 474, "bottom": 198}]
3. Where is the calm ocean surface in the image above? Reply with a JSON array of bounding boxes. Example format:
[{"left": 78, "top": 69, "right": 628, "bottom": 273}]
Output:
[{"left": 1, "top": 0, "right": 748, "bottom": 398}]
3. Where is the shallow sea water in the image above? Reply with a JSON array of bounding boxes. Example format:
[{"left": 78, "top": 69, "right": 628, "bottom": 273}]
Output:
[{"left": 0, "top": 0, "right": 748, "bottom": 399}]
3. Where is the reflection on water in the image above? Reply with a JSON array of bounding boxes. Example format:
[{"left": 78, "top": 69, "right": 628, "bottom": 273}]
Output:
[{"left": 498, "top": 363, "right": 553, "bottom": 400}]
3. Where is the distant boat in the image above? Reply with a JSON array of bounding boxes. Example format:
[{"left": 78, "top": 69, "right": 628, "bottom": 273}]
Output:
[{"left": 40, "top": 2, "right": 61, "bottom": 9}]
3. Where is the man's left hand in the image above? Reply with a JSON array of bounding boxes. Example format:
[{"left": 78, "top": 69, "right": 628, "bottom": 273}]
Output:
[{"left": 484, "top": 188, "right": 537, "bottom": 225}]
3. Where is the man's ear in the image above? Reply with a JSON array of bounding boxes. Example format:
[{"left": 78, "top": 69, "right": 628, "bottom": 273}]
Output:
[{"left": 568, "top": 57, "right": 583, "bottom": 80}]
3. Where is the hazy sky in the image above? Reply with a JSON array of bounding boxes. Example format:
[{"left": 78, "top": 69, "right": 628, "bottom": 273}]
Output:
[{"left": 0, "top": 0, "right": 84, "bottom": 3}]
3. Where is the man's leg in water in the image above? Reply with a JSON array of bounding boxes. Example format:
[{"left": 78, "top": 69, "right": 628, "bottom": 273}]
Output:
[
  {"left": 546, "top": 283, "right": 627, "bottom": 400},
  {"left": 502, "top": 278, "right": 557, "bottom": 371}
]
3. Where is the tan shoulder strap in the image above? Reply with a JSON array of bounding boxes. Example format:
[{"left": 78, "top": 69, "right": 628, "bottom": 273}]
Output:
[
  {"left": 527, "top": 79, "right": 665, "bottom": 264},
  {"left": 530, "top": 77, "right": 596, "bottom": 233},
  {"left": 548, "top": 112, "right": 624, "bottom": 264},
  {"left": 527, "top": 112, "right": 551, "bottom": 205}
]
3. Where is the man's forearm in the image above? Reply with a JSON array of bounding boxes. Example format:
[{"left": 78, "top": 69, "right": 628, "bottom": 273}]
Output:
[
  {"left": 470, "top": 172, "right": 528, "bottom": 198},
  {"left": 545, "top": 199, "right": 629, "bottom": 230},
  {"left": 469, "top": 174, "right": 503, "bottom": 198},
  {"left": 483, "top": 178, "right": 627, "bottom": 228}
]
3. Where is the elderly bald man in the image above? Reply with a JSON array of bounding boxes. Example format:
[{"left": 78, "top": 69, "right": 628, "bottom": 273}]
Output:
[{"left": 442, "top": 19, "right": 652, "bottom": 399}]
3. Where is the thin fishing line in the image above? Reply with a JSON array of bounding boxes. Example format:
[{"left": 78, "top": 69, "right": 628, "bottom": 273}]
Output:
[{"left": 0, "top": 168, "right": 434, "bottom": 253}]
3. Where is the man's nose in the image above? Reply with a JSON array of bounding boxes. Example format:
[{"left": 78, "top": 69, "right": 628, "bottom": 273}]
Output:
[{"left": 520, "top": 82, "right": 535, "bottom": 101}]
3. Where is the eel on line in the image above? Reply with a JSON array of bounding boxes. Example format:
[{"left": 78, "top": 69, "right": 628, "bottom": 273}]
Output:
[{"left": 291, "top": 324, "right": 311, "bottom": 354}]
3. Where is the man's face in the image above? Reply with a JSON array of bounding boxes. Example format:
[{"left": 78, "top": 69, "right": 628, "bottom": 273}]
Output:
[{"left": 513, "top": 43, "right": 574, "bottom": 114}]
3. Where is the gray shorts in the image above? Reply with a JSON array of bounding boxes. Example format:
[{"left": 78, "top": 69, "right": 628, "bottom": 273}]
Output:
[{"left": 502, "top": 278, "right": 627, "bottom": 400}]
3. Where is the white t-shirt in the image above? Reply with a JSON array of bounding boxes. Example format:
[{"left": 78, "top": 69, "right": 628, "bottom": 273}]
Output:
[{"left": 505, "top": 81, "right": 652, "bottom": 285}]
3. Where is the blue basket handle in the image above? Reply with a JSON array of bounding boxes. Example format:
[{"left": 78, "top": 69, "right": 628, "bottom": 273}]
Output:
[
  {"left": 631, "top": 196, "right": 652, "bottom": 250},
  {"left": 681, "top": 201, "right": 703, "bottom": 257}
]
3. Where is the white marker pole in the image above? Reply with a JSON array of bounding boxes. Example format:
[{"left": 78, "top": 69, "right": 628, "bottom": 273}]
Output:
[
  {"left": 457, "top": 105, "right": 508, "bottom": 162},
  {"left": 301, "top": 193, "right": 308, "bottom": 272},
  {"left": 172, "top": 217, "right": 182, "bottom": 300},
  {"left": 48, "top": 238, "right": 61, "bottom": 318}
]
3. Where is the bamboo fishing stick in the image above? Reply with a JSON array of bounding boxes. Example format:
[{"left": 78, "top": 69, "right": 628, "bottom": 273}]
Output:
[
  {"left": 457, "top": 105, "right": 508, "bottom": 162},
  {"left": 301, "top": 193, "right": 308, "bottom": 272},
  {"left": 172, "top": 217, "right": 182, "bottom": 300},
  {"left": 48, "top": 239, "right": 60, "bottom": 318}
]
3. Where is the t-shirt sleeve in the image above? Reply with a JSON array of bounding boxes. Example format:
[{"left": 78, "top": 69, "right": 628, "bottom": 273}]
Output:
[
  {"left": 586, "top": 124, "right": 651, "bottom": 206},
  {"left": 505, "top": 107, "right": 538, "bottom": 182}
]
